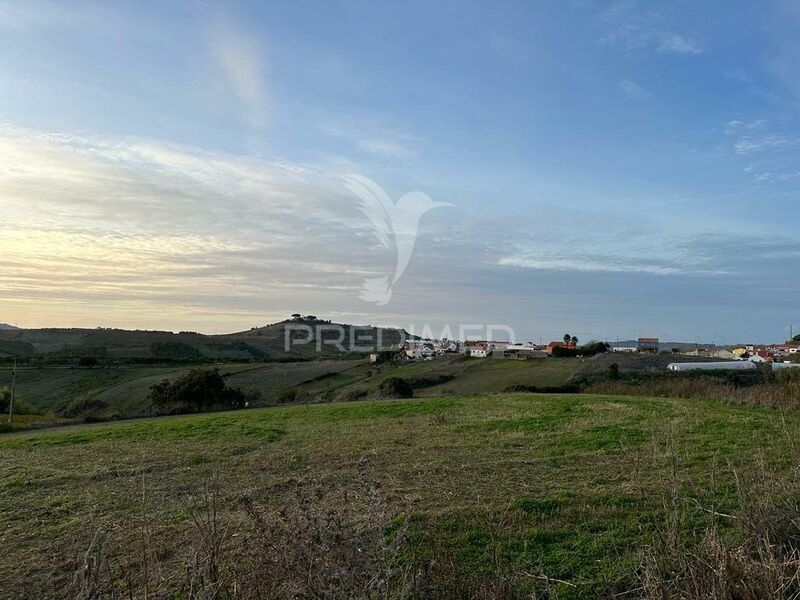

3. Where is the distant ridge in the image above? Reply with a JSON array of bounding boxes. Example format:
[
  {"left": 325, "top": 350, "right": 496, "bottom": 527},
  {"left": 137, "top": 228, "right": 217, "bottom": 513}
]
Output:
[{"left": 0, "top": 318, "right": 409, "bottom": 359}]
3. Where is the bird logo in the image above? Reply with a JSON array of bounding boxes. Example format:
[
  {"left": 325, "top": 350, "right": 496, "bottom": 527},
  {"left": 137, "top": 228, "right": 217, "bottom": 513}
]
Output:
[{"left": 345, "top": 174, "right": 452, "bottom": 305}]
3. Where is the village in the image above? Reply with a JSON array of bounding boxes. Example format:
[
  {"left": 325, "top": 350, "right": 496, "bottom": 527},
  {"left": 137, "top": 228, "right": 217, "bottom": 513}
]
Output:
[{"left": 373, "top": 335, "right": 800, "bottom": 366}]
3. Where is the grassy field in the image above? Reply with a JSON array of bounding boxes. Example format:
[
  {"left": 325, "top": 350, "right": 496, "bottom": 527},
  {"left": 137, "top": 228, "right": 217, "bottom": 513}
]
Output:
[{"left": 2, "top": 392, "right": 799, "bottom": 598}]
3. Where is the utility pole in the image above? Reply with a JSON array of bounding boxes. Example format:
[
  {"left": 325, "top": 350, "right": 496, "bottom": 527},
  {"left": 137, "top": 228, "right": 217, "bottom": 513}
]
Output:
[{"left": 7, "top": 358, "right": 16, "bottom": 424}]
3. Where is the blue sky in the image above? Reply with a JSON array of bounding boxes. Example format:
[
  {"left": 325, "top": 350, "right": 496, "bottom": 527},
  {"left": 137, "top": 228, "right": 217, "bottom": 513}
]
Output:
[{"left": 0, "top": 0, "right": 798, "bottom": 343}]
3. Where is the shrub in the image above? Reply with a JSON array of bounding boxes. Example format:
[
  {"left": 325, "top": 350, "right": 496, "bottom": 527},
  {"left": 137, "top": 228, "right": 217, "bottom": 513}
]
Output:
[
  {"left": 376, "top": 377, "right": 413, "bottom": 399},
  {"left": 77, "top": 356, "right": 98, "bottom": 367},
  {"left": 60, "top": 396, "right": 108, "bottom": 419},
  {"left": 148, "top": 369, "right": 246, "bottom": 413},
  {"left": 608, "top": 363, "right": 620, "bottom": 380},
  {"left": 551, "top": 345, "right": 578, "bottom": 358},
  {"left": 275, "top": 387, "right": 298, "bottom": 404},
  {"left": 552, "top": 341, "right": 609, "bottom": 358},
  {"left": 777, "top": 368, "right": 800, "bottom": 384}
]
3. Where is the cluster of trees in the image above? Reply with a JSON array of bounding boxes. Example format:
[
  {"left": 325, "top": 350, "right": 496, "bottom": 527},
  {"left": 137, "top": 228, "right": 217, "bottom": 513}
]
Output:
[
  {"left": 148, "top": 369, "right": 258, "bottom": 414},
  {"left": 563, "top": 333, "right": 579, "bottom": 346}
]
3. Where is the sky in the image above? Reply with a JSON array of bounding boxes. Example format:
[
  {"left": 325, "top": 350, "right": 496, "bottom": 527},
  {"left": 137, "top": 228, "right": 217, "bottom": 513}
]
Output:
[{"left": 1, "top": 0, "right": 799, "bottom": 343}]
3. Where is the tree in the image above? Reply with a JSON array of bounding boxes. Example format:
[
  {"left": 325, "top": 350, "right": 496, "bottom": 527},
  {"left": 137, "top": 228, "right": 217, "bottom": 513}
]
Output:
[
  {"left": 148, "top": 369, "right": 246, "bottom": 413},
  {"left": 794, "top": 334, "right": 800, "bottom": 343},
  {"left": 291, "top": 313, "right": 302, "bottom": 320},
  {"left": 563, "top": 334, "right": 572, "bottom": 345},
  {"left": 377, "top": 377, "right": 413, "bottom": 398},
  {"left": 571, "top": 336, "right": 579, "bottom": 346}
]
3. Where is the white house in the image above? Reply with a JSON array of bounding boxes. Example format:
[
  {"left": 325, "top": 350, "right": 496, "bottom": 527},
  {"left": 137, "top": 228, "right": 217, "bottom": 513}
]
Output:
[{"left": 467, "top": 344, "right": 492, "bottom": 358}]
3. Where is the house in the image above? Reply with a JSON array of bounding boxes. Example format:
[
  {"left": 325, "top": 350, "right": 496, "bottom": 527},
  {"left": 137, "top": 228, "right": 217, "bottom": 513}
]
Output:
[
  {"left": 770, "top": 343, "right": 800, "bottom": 356},
  {"left": 462, "top": 340, "right": 493, "bottom": 357},
  {"left": 546, "top": 341, "right": 575, "bottom": 354},
  {"left": 751, "top": 349, "right": 773, "bottom": 362},
  {"left": 467, "top": 343, "right": 492, "bottom": 358},
  {"left": 637, "top": 338, "right": 660, "bottom": 354},
  {"left": 402, "top": 341, "right": 435, "bottom": 361}
]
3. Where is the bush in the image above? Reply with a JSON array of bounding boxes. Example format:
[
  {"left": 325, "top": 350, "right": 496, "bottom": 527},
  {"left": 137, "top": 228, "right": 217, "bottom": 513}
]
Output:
[
  {"left": 778, "top": 368, "right": 800, "bottom": 383},
  {"left": 608, "top": 363, "right": 620, "bottom": 380},
  {"left": 551, "top": 341, "right": 609, "bottom": 358},
  {"left": 275, "top": 387, "right": 298, "bottom": 404},
  {"left": 580, "top": 341, "right": 610, "bottom": 356},
  {"left": 60, "top": 396, "right": 108, "bottom": 419},
  {"left": 148, "top": 369, "right": 247, "bottom": 413},
  {"left": 376, "top": 377, "right": 413, "bottom": 399},
  {"left": 551, "top": 345, "right": 578, "bottom": 358}
]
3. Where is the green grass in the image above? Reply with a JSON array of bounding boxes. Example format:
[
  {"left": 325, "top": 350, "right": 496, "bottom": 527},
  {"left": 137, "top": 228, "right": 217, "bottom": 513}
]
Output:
[{"left": 2, "top": 392, "right": 800, "bottom": 597}]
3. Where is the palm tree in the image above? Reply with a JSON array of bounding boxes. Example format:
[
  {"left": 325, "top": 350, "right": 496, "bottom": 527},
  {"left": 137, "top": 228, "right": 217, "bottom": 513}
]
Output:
[
  {"left": 571, "top": 336, "right": 579, "bottom": 346},
  {"left": 563, "top": 333, "right": 571, "bottom": 345}
]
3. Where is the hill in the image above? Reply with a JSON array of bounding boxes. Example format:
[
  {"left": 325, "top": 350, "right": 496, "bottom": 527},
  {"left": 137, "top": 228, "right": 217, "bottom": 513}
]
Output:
[
  {"left": 0, "top": 323, "right": 19, "bottom": 330},
  {"left": 2, "top": 392, "right": 799, "bottom": 598},
  {"left": 0, "top": 318, "right": 410, "bottom": 361}
]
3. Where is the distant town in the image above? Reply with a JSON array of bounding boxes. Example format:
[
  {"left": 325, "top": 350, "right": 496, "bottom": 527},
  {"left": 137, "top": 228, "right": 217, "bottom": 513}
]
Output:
[{"left": 372, "top": 333, "right": 800, "bottom": 367}]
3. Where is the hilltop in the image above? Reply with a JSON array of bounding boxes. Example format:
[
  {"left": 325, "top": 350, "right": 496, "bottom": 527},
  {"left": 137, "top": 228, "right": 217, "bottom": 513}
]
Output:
[{"left": 0, "top": 323, "right": 19, "bottom": 330}]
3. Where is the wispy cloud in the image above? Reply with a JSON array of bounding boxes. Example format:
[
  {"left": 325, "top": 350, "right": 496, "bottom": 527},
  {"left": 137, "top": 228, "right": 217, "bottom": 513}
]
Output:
[
  {"left": 618, "top": 78, "right": 652, "bottom": 99},
  {"left": 0, "top": 124, "right": 388, "bottom": 327},
  {"left": 599, "top": 1, "right": 703, "bottom": 55},
  {"left": 320, "top": 117, "right": 421, "bottom": 160},
  {"left": 208, "top": 16, "right": 269, "bottom": 127},
  {"left": 657, "top": 32, "right": 702, "bottom": 55},
  {"left": 356, "top": 138, "right": 416, "bottom": 159},
  {"left": 723, "top": 118, "right": 800, "bottom": 156}
]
